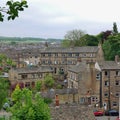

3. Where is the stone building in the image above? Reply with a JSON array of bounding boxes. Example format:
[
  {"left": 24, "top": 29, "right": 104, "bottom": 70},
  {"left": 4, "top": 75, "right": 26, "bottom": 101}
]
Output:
[
  {"left": 38, "top": 45, "right": 104, "bottom": 74},
  {"left": 67, "top": 61, "right": 100, "bottom": 106},
  {"left": 9, "top": 66, "right": 53, "bottom": 90},
  {"left": 2, "top": 45, "right": 105, "bottom": 108},
  {"left": 2, "top": 45, "right": 104, "bottom": 74},
  {"left": 95, "top": 60, "right": 120, "bottom": 110}
]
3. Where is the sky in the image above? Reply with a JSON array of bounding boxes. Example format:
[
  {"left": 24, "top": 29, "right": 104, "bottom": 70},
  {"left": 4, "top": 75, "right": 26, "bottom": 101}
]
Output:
[{"left": 0, "top": 0, "right": 120, "bottom": 39}]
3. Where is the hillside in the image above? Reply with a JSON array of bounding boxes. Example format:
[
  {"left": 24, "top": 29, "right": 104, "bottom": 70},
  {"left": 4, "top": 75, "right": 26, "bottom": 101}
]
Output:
[{"left": 0, "top": 36, "right": 63, "bottom": 44}]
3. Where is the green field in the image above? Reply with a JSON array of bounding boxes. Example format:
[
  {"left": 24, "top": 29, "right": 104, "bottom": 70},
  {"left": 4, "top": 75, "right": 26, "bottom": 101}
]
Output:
[{"left": 0, "top": 36, "right": 62, "bottom": 44}]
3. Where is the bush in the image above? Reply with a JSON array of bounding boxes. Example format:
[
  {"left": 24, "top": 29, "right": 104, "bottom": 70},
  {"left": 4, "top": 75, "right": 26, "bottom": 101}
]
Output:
[{"left": 44, "top": 98, "right": 53, "bottom": 104}]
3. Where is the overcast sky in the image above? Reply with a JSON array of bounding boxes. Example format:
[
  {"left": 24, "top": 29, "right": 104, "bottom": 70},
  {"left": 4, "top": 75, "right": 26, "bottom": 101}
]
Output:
[{"left": 0, "top": 0, "right": 120, "bottom": 39}]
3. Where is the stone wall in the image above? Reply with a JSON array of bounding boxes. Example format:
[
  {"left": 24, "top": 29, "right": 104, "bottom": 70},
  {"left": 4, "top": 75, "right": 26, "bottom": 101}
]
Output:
[{"left": 50, "top": 104, "right": 96, "bottom": 120}]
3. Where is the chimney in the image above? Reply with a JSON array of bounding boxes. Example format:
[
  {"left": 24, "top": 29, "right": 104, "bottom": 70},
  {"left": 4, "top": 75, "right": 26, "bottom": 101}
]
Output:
[
  {"left": 115, "top": 55, "right": 119, "bottom": 63},
  {"left": 55, "top": 94, "right": 59, "bottom": 108}
]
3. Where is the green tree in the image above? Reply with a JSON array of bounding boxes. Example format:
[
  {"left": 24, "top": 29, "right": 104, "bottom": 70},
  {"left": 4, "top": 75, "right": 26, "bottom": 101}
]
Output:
[
  {"left": 9, "top": 85, "right": 51, "bottom": 120},
  {"left": 0, "top": 54, "right": 15, "bottom": 110},
  {"left": 0, "top": 0, "right": 28, "bottom": 21},
  {"left": 62, "top": 29, "right": 86, "bottom": 47},
  {"left": 113, "top": 22, "right": 118, "bottom": 35},
  {"left": 96, "top": 30, "right": 112, "bottom": 44},
  {"left": 0, "top": 54, "right": 16, "bottom": 72},
  {"left": 44, "top": 74, "right": 55, "bottom": 89},
  {"left": 102, "top": 33, "right": 120, "bottom": 60},
  {"left": 0, "top": 78, "right": 9, "bottom": 109},
  {"left": 35, "top": 81, "right": 42, "bottom": 92},
  {"left": 81, "top": 34, "right": 99, "bottom": 46}
]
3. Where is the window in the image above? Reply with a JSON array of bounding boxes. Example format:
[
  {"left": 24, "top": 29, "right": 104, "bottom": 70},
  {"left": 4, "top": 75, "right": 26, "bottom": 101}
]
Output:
[
  {"left": 115, "top": 92, "right": 119, "bottom": 97},
  {"left": 105, "top": 71, "right": 108, "bottom": 76},
  {"left": 54, "top": 61, "right": 58, "bottom": 64},
  {"left": 67, "top": 60, "right": 72, "bottom": 64},
  {"left": 68, "top": 53, "right": 72, "bottom": 57},
  {"left": 35, "top": 60, "right": 37, "bottom": 64},
  {"left": 48, "top": 60, "right": 52, "bottom": 64},
  {"left": 62, "top": 61, "right": 65, "bottom": 64},
  {"left": 48, "top": 53, "right": 51, "bottom": 57},
  {"left": 104, "top": 81, "right": 109, "bottom": 86},
  {"left": 62, "top": 54, "right": 66, "bottom": 57},
  {"left": 112, "top": 102, "right": 117, "bottom": 107},
  {"left": 55, "top": 53, "right": 58, "bottom": 57},
  {"left": 105, "top": 71, "right": 110, "bottom": 77},
  {"left": 83, "top": 54, "right": 86, "bottom": 57},
  {"left": 41, "top": 53, "right": 45, "bottom": 57},
  {"left": 75, "top": 53, "right": 79, "bottom": 57},
  {"left": 32, "top": 74, "right": 35, "bottom": 78},
  {"left": 80, "top": 97, "right": 85, "bottom": 103},
  {"left": 37, "top": 73, "right": 42, "bottom": 78},
  {"left": 31, "top": 82, "right": 35, "bottom": 87},
  {"left": 91, "top": 96, "right": 98, "bottom": 103},
  {"left": 115, "top": 80, "right": 120, "bottom": 86},
  {"left": 25, "top": 82, "right": 30, "bottom": 87},
  {"left": 116, "top": 71, "right": 120, "bottom": 76},
  {"left": 96, "top": 73, "right": 100, "bottom": 80},
  {"left": 42, "top": 60, "right": 45, "bottom": 64},
  {"left": 104, "top": 92, "right": 108, "bottom": 97},
  {"left": 90, "top": 54, "right": 93, "bottom": 57},
  {"left": 21, "top": 74, "right": 27, "bottom": 79}
]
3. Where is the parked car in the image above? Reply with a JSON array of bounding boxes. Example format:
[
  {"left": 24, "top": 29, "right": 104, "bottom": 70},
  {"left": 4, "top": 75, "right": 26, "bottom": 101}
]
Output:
[
  {"left": 105, "top": 109, "right": 119, "bottom": 116},
  {"left": 93, "top": 110, "right": 104, "bottom": 116}
]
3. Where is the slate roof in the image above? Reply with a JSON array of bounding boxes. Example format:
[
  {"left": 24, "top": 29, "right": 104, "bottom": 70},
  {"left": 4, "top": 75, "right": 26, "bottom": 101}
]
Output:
[
  {"left": 40, "top": 46, "right": 98, "bottom": 53},
  {"left": 98, "top": 61, "right": 120, "bottom": 70},
  {"left": 13, "top": 66, "right": 53, "bottom": 74},
  {"left": 68, "top": 62, "right": 87, "bottom": 73},
  {"left": 40, "top": 88, "right": 78, "bottom": 98}
]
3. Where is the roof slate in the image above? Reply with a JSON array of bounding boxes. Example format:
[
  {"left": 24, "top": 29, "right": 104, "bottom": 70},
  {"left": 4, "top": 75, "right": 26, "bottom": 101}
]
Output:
[
  {"left": 40, "top": 46, "right": 98, "bottom": 53},
  {"left": 68, "top": 62, "right": 87, "bottom": 73},
  {"left": 13, "top": 66, "right": 53, "bottom": 74},
  {"left": 98, "top": 61, "right": 120, "bottom": 70}
]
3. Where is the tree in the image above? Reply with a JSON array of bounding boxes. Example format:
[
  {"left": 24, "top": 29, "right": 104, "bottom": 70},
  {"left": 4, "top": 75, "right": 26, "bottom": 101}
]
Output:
[
  {"left": 44, "top": 73, "right": 55, "bottom": 89},
  {"left": 0, "top": 78, "right": 9, "bottom": 110},
  {"left": 96, "top": 30, "right": 112, "bottom": 44},
  {"left": 0, "top": 54, "right": 16, "bottom": 110},
  {"left": 0, "top": 0, "right": 28, "bottom": 21},
  {"left": 9, "top": 85, "right": 51, "bottom": 120},
  {"left": 113, "top": 22, "right": 118, "bottom": 35},
  {"left": 35, "top": 81, "right": 42, "bottom": 92},
  {"left": 102, "top": 33, "right": 120, "bottom": 60},
  {"left": 80, "top": 34, "right": 99, "bottom": 46},
  {"left": 0, "top": 54, "right": 16, "bottom": 72},
  {"left": 62, "top": 29, "right": 86, "bottom": 47}
]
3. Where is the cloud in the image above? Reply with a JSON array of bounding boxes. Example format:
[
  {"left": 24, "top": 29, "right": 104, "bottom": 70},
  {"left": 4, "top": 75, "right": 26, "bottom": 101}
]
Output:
[{"left": 0, "top": 0, "right": 120, "bottom": 38}]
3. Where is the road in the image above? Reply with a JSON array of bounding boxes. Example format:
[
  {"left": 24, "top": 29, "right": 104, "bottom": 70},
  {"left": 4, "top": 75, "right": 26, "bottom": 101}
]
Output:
[{"left": 95, "top": 116, "right": 118, "bottom": 120}]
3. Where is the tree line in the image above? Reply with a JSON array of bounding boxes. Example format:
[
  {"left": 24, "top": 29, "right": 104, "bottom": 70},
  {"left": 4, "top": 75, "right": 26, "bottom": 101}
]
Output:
[{"left": 61, "top": 22, "right": 120, "bottom": 61}]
